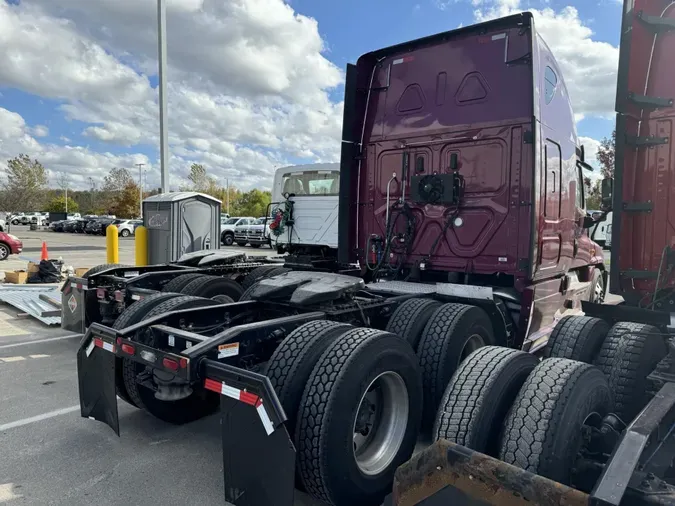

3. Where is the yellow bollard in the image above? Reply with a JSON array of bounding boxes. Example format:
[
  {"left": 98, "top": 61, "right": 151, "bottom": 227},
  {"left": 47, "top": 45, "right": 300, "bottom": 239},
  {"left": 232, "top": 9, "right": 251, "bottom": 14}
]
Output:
[
  {"left": 135, "top": 225, "right": 148, "bottom": 266},
  {"left": 106, "top": 225, "right": 119, "bottom": 264}
]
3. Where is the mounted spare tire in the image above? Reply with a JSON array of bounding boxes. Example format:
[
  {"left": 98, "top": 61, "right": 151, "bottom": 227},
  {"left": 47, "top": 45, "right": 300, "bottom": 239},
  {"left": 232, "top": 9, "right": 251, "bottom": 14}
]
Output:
[
  {"left": 296, "top": 328, "right": 422, "bottom": 506},
  {"left": 180, "top": 275, "right": 244, "bottom": 301},
  {"left": 416, "top": 303, "right": 495, "bottom": 428},
  {"left": 433, "top": 346, "right": 539, "bottom": 456},
  {"left": 122, "top": 295, "right": 221, "bottom": 424}
]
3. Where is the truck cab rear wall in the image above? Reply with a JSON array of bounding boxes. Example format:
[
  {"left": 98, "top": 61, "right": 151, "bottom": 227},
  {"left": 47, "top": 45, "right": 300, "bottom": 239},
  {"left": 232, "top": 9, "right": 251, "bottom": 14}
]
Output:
[{"left": 338, "top": 12, "right": 595, "bottom": 284}]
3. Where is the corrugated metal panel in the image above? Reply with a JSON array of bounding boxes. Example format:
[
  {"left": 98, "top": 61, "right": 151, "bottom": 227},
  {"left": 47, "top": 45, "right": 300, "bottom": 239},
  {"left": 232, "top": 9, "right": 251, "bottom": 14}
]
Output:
[{"left": 0, "top": 285, "right": 62, "bottom": 325}]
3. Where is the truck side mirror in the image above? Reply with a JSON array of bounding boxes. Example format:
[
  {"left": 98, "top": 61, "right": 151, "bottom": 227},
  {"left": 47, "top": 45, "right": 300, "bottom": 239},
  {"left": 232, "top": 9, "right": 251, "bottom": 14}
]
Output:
[
  {"left": 580, "top": 145, "right": 586, "bottom": 162},
  {"left": 583, "top": 215, "right": 595, "bottom": 229},
  {"left": 601, "top": 178, "right": 613, "bottom": 208}
]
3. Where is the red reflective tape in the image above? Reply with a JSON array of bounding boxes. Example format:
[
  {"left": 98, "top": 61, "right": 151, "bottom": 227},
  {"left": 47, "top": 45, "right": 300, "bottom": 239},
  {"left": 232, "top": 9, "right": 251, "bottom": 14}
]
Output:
[
  {"left": 204, "top": 378, "right": 222, "bottom": 394},
  {"left": 239, "top": 390, "right": 259, "bottom": 406},
  {"left": 93, "top": 338, "right": 115, "bottom": 353},
  {"left": 255, "top": 398, "right": 263, "bottom": 408}
]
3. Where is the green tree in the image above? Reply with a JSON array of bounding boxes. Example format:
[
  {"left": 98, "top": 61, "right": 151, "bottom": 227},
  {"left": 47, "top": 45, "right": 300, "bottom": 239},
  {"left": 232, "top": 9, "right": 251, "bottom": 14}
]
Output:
[
  {"left": 596, "top": 130, "right": 615, "bottom": 179},
  {"left": 0, "top": 154, "right": 48, "bottom": 211},
  {"left": 102, "top": 167, "right": 137, "bottom": 216},
  {"left": 584, "top": 178, "right": 602, "bottom": 210},
  {"left": 188, "top": 163, "right": 210, "bottom": 191},
  {"left": 233, "top": 189, "right": 271, "bottom": 217},
  {"left": 45, "top": 196, "right": 79, "bottom": 213}
]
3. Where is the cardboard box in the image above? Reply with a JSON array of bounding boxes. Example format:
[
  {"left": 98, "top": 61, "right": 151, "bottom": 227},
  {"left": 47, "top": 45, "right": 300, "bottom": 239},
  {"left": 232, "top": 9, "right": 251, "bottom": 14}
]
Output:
[
  {"left": 75, "top": 268, "right": 89, "bottom": 277},
  {"left": 4, "top": 270, "right": 28, "bottom": 284},
  {"left": 28, "top": 262, "right": 40, "bottom": 274}
]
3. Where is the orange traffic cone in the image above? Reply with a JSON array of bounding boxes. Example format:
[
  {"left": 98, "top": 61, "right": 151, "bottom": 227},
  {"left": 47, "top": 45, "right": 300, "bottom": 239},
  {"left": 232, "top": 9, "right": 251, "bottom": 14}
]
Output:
[{"left": 41, "top": 241, "right": 49, "bottom": 261}]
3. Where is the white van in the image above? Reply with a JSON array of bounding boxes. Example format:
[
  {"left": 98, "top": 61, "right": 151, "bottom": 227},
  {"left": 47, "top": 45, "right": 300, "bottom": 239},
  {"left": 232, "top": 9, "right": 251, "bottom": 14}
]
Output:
[
  {"left": 590, "top": 211, "right": 612, "bottom": 249},
  {"left": 271, "top": 163, "right": 340, "bottom": 252}
]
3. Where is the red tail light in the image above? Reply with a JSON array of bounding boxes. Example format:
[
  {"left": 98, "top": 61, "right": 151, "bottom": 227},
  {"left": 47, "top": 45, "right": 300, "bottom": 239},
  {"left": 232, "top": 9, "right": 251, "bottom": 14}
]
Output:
[
  {"left": 96, "top": 288, "right": 106, "bottom": 299},
  {"left": 114, "top": 290, "right": 124, "bottom": 302},
  {"left": 121, "top": 343, "right": 135, "bottom": 355},
  {"left": 179, "top": 358, "right": 188, "bottom": 369},
  {"left": 162, "top": 358, "right": 179, "bottom": 371}
]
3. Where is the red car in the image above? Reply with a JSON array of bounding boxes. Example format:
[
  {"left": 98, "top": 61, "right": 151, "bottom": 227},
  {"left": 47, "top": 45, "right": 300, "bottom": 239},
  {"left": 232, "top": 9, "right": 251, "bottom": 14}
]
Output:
[{"left": 0, "top": 231, "right": 23, "bottom": 261}]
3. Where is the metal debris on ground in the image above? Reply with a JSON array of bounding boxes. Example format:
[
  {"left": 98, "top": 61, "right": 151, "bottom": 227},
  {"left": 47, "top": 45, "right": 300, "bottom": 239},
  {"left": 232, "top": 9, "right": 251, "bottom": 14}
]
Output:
[{"left": 0, "top": 284, "right": 62, "bottom": 325}]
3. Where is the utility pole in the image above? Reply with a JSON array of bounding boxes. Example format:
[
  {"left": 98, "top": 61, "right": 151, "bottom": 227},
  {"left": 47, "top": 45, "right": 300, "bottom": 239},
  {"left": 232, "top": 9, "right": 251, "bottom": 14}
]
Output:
[
  {"left": 157, "top": 0, "right": 169, "bottom": 193},
  {"left": 136, "top": 163, "right": 145, "bottom": 218},
  {"left": 226, "top": 178, "right": 230, "bottom": 215}
]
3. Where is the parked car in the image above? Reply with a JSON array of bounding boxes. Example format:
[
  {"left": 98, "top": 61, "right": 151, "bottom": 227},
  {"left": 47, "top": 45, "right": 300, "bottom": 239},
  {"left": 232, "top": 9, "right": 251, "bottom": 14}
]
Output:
[
  {"left": 235, "top": 217, "right": 272, "bottom": 248},
  {"left": 9, "top": 213, "right": 24, "bottom": 225},
  {"left": 114, "top": 219, "right": 143, "bottom": 237},
  {"left": 221, "top": 216, "right": 255, "bottom": 246},
  {"left": 0, "top": 231, "right": 23, "bottom": 260},
  {"left": 50, "top": 220, "right": 66, "bottom": 232},
  {"left": 94, "top": 218, "right": 116, "bottom": 235},
  {"left": 0, "top": 219, "right": 5, "bottom": 232}
]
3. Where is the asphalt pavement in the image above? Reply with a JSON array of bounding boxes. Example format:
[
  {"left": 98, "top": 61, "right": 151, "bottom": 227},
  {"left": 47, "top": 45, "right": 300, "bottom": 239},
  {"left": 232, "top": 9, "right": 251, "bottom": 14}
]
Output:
[
  {"left": 0, "top": 325, "right": 325, "bottom": 506},
  {"left": 0, "top": 248, "right": 616, "bottom": 505}
]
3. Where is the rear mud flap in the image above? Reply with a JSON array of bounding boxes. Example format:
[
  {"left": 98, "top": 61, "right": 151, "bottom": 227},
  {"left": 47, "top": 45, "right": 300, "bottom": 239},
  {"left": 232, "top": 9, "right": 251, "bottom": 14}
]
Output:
[
  {"left": 203, "top": 360, "right": 296, "bottom": 506},
  {"left": 76, "top": 331, "right": 119, "bottom": 435}
]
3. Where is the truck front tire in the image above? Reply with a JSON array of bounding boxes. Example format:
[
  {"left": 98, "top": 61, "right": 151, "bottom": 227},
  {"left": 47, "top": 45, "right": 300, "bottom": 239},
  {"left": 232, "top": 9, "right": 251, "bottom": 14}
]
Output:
[{"left": 296, "top": 328, "right": 422, "bottom": 506}]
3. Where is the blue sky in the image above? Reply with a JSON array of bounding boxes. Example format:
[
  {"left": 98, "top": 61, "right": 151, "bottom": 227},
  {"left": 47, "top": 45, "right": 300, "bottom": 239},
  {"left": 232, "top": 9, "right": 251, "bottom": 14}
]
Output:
[{"left": 0, "top": 0, "right": 623, "bottom": 189}]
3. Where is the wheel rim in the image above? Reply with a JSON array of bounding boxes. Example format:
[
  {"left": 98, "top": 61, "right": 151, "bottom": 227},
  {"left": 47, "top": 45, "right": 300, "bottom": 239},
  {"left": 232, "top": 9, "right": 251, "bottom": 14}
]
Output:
[
  {"left": 352, "top": 371, "right": 409, "bottom": 476},
  {"left": 0, "top": 245, "right": 8, "bottom": 260},
  {"left": 459, "top": 334, "right": 485, "bottom": 364},
  {"left": 594, "top": 278, "right": 605, "bottom": 303}
]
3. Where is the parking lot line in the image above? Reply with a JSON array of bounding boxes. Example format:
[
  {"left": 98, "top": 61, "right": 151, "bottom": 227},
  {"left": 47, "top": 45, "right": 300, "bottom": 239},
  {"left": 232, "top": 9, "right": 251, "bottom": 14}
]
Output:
[
  {"left": 0, "top": 405, "right": 80, "bottom": 432},
  {"left": 0, "top": 334, "right": 79, "bottom": 350}
]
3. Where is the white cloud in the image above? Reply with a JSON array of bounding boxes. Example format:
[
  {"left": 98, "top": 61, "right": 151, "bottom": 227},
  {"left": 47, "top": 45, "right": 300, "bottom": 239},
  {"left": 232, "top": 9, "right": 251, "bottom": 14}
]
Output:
[
  {"left": 31, "top": 125, "right": 49, "bottom": 138},
  {"left": 0, "top": 107, "right": 152, "bottom": 189},
  {"left": 473, "top": 0, "right": 619, "bottom": 119},
  {"left": 0, "top": 0, "right": 344, "bottom": 190}
]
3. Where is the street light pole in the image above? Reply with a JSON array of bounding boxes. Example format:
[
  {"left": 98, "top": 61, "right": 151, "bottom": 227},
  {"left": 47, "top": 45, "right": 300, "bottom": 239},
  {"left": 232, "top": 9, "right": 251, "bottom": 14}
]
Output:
[
  {"left": 136, "top": 163, "right": 145, "bottom": 218},
  {"left": 157, "top": 0, "right": 169, "bottom": 193}
]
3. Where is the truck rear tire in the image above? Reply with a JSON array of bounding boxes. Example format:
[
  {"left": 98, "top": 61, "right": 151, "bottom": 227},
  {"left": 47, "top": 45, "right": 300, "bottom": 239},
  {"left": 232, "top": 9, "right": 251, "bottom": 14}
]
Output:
[
  {"left": 595, "top": 322, "right": 666, "bottom": 422},
  {"left": 499, "top": 358, "right": 612, "bottom": 487},
  {"left": 180, "top": 275, "right": 244, "bottom": 301},
  {"left": 417, "top": 303, "right": 495, "bottom": 429},
  {"left": 433, "top": 346, "right": 538, "bottom": 456},
  {"left": 296, "top": 328, "right": 422, "bottom": 506},
  {"left": 161, "top": 273, "right": 206, "bottom": 293},
  {"left": 82, "top": 263, "right": 130, "bottom": 278},
  {"left": 122, "top": 295, "right": 221, "bottom": 424},
  {"left": 265, "top": 320, "right": 352, "bottom": 438},
  {"left": 240, "top": 265, "right": 286, "bottom": 291},
  {"left": 544, "top": 315, "right": 609, "bottom": 363},
  {"left": 112, "top": 292, "right": 184, "bottom": 407},
  {"left": 385, "top": 298, "right": 442, "bottom": 350}
]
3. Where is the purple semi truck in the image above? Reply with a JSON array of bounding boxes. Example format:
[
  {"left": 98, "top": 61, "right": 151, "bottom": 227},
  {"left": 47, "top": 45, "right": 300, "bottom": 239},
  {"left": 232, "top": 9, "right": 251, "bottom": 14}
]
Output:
[{"left": 72, "top": 6, "right": 675, "bottom": 506}]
